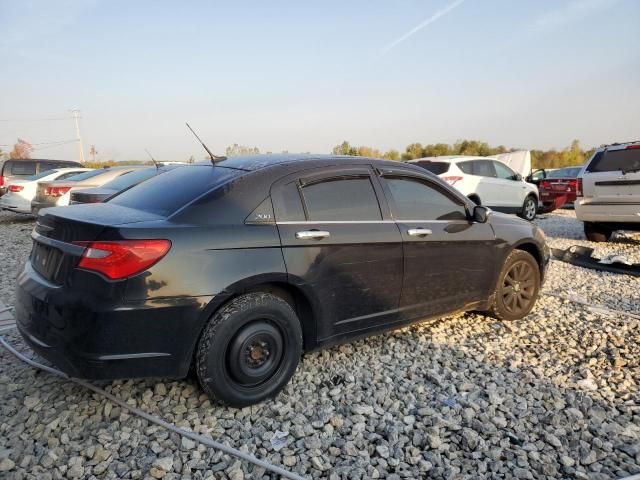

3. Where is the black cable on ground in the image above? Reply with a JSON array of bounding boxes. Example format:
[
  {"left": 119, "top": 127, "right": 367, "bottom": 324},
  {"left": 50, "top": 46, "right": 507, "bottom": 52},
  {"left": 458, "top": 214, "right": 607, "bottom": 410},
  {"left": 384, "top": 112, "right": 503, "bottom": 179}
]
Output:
[{"left": 0, "top": 329, "right": 306, "bottom": 480}]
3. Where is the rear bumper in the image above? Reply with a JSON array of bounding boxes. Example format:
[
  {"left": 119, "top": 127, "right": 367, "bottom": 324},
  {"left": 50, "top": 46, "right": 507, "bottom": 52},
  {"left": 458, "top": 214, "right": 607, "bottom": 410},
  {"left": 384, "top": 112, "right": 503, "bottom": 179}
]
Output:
[
  {"left": 15, "top": 261, "right": 213, "bottom": 380},
  {"left": 0, "top": 195, "right": 32, "bottom": 214},
  {"left": 31, "top": 200, "right": 58, "bottom": 215},
  {"left": 575, "top": 198, "right": 640, "bottom": 223}
]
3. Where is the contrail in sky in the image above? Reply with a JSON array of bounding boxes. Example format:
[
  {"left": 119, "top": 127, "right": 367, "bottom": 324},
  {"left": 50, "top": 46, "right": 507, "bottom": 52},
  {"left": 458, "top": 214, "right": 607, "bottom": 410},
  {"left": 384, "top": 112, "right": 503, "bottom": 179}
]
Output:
[{"left": 381, "top": 0, "right": 466, "bottom": 55}]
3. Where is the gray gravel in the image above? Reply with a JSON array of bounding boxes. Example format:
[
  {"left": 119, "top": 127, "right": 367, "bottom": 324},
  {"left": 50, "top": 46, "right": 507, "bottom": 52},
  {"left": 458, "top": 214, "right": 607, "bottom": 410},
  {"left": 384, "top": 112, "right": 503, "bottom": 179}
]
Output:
[{"left": 0, "top": 208, "right": 639, "bottom": 479}]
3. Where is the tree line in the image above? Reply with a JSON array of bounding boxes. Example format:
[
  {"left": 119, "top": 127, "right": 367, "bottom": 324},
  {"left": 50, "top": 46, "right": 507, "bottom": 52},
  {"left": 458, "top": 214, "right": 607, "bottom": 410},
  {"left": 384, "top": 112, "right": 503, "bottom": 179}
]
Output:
[
  {"left": 332, "top": 139, "right": 594, "bottom": 170},
  {"left": 1, "top": 138, "right": 595, "bottom": 171}
]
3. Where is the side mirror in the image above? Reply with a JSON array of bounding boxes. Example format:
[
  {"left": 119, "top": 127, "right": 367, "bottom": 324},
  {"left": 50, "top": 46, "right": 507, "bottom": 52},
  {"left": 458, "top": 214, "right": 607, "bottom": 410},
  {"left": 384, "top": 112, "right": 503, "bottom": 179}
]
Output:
[
  {"left": 513, "top": 173, "right": 523, "bottom": 181},
  {"left": 473, "top": 205, "right": 490, "bottom": 223}
]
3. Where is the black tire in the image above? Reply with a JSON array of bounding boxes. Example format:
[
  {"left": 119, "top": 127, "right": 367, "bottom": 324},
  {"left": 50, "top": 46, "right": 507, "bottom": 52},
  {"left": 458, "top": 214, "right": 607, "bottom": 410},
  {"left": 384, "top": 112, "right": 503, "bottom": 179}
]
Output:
[
  {"left": 519, "top": 195, "right": 537, "bottom": 221},
  {"left": 584, "top": 222, "right": 613, "bottom": 242},
  {"left": 196, "top": 292, "right": 302, "bottom": 407},
  {"left": 487, "top": 250, "right": 540, "bottom": 321}
]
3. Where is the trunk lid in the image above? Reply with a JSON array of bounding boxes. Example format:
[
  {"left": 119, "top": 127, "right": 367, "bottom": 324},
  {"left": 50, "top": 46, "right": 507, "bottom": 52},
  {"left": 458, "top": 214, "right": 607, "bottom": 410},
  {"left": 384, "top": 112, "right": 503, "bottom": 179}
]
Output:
[
  {"left": 70, "top": 188, "right": 117, "bottom": 204},
  {"left": 31, "top": 205, "right": 164, "bottom": 284},
  {"left": 582, "top": 146, "right": 640, "bottom": 202}
]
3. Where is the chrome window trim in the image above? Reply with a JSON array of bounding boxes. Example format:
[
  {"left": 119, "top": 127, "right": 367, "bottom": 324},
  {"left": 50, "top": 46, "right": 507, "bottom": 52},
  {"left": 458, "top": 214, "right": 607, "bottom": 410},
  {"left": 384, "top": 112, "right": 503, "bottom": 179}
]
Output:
[{"left": 276, "top": 220, "right": 469, "bottom": 225}]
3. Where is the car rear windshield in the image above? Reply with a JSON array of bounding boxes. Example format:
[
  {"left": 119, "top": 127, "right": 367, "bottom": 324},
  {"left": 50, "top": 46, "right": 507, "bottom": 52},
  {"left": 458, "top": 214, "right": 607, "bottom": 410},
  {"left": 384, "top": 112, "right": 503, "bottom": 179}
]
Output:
[
  {"left": 413, "top": 161, "right": 450, "bottom": 175},
  {"left": 102, "top": 168, "right": 159, "bottom": 191},
  {"left": 547, "top": 167, "right": 582, "bottom": 178},
  {"left": 10, "top": 162, "right": 37, "bottom": 175},
  {"left": 109, "top": 166, "right": 242, "bottom": 217},
  {"left": 26, "top": 169, "right": 60, "bottom": 181},
  {"left": 587, "top": 148, "right": 640, "bottom": 173},
  {"left": 65, "top": 169, "right": 106, "bottom": 181}
]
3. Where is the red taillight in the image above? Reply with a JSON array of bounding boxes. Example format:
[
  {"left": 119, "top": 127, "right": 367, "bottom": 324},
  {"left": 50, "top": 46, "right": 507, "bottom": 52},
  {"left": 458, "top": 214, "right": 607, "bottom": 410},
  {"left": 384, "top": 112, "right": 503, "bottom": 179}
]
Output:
[
  {"left": 576, "top": 178, "right": 583, "bottom": 197},
  {"left": 9, "top": 185, "right": 24, "bottom": 192},
  {"left": 0, "top": 176, "right": 6, "bottom": 187},
  {"left": 540, "top": 179, "right": 550, "bottom": 189},
  {"left": 626, "top": 145, "right": 640, "bottom": 150},
  {"left": 567, "top": 179, "right": 578, "bottom": 190},
  {"left": 45, "top": 186, "right": 71, "bottom": 197},
  {"left": 72, "top": 239, "right": 171, "bottom": 280},
  {"left": 442, "top": 176, "right": 463, "bottom": 186}
]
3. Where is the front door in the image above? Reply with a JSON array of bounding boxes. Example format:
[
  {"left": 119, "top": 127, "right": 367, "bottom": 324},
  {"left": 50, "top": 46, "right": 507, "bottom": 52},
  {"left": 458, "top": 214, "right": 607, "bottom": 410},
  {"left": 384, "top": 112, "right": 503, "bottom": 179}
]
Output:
[
  {"left": 272, "top": 166, "right": 404, "bottom": 342},
  {"left": 377, "top": 170, "right": 497, "bottom": 320}
]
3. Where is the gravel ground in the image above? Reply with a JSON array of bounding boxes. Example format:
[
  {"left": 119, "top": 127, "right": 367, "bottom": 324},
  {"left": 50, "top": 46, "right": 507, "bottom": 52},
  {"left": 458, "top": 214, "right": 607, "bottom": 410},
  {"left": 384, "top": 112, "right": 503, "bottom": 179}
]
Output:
[{"left": 0, "top": 208, "right": 638, "bottom": 479}]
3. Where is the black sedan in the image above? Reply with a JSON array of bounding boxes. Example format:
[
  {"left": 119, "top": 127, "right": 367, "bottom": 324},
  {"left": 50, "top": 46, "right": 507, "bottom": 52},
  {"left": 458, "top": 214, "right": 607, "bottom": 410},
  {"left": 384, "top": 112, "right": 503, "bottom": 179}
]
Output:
[{"left": 16, "top": 155, "right": 549, "bottom": 406}]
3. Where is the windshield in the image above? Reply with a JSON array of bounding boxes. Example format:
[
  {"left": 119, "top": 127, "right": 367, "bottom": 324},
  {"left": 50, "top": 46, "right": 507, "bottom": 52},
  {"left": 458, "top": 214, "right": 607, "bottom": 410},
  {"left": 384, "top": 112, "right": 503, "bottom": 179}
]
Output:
[
  {"left": 547, "top": 167, "right": 581, "bottom": 178},
  {"left": 101, "top": 168, "right": 160, "bottom": 191},
  {"left": 63, "top": 169, "right": 105, "bottom": 181},
  {"left": 413, "top": 161, "right": 450, "bottom": 175},
  {"left": 109, "top": 166, "right": 242, "bottom": 216},
  {"left": 26, "top": 169, "right": 59, "bottom": 181}
]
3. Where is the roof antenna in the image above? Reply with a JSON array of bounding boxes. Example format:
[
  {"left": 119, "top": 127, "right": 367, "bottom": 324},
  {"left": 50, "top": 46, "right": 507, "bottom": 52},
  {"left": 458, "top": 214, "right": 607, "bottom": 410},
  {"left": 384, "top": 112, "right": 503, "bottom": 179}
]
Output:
[
  {"left": 185, "top": 122, "right": 226, "bottom": 165},
  {"left": 145, "top": 148, "right": 159, "bottom": 169}
]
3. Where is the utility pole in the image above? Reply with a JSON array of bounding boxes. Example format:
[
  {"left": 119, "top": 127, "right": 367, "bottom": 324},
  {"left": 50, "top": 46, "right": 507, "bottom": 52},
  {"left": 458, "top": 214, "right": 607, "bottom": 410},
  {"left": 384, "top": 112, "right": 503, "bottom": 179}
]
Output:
[{"left": 69, "top": 109, "right": 85, "bottom": 163}]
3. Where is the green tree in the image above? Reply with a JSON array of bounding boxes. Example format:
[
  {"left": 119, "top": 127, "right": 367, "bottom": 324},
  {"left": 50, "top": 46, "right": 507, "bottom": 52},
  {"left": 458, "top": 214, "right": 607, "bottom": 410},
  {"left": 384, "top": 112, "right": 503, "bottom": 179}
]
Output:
[
  {"left": 383, "top": 149, "right": 400, "bottom": 161},
  {"left": 332, "top": 141, "right": 357, "bottom": 156}
]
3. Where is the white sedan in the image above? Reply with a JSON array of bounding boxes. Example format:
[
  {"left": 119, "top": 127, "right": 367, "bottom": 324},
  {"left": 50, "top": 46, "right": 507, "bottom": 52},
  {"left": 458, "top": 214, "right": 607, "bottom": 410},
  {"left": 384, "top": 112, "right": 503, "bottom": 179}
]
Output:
[
  {"left": 0, "top": 167, "right": 92, "bottom": 214},
  {"left": 410, "top": 156, "right": 539, "bottom": 221}
]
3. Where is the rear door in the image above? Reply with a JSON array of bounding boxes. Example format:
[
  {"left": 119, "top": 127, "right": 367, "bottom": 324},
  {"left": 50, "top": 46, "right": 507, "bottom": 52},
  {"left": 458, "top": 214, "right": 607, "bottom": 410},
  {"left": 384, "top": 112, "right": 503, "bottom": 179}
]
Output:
[
  {"left": 582, "top": 146, "right": 640, "bottom": 203},
  {"left": 272, "top": 166, "right": 404, "bottom": 341},
  {"left": 377, "top": 168, "right": 497, "bottom": 320}
]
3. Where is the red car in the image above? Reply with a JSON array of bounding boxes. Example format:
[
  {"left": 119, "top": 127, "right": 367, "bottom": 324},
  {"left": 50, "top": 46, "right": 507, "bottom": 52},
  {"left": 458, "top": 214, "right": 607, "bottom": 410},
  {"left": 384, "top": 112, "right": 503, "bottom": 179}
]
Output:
[{"left": 539, "top": 166, "right": 583, "bottom": 213}]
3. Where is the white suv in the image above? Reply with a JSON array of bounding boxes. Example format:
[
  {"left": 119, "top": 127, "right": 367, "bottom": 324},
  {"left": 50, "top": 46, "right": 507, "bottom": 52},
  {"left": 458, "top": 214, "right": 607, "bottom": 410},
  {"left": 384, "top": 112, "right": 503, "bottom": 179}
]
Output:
[
  {"left": 576, "top": 141, "right": 640, "bottom": 242},
  {"left": 411, "top": 156, "right": 539, "bottom": 221}
]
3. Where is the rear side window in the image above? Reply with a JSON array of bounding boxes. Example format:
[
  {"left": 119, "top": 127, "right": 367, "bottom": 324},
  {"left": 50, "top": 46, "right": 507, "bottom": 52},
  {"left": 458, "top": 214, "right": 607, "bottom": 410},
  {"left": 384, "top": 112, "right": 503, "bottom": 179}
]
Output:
[
  {"left": 587, "top": 149, "right": 640, "bottom": 173},
  {"left": 457, "top": 161, "right": 474, "bottom": 175},
  {"left": 414, "top": 161, "right": 450, "bottom": 175},
  {"left": 110, "top": 166, "right": 241, "bottom": 216},
  {"left": 384, "top": 177, "right": 467, "bottom": 221},
  {"left": 301, "top": 177, "right": 381, "bottom": 221},
  {"left": 10, "top": 162, "right": 36, "bottom": 175},
  {"left": 457, "top": 160, "right": 496, "bottom": 177}
]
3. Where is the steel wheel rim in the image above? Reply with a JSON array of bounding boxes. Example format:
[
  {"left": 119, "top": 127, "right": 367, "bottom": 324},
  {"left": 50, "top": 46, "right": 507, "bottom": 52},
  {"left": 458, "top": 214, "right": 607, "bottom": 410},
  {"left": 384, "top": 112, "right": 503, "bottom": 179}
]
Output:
[
  {"left": 227, "top": 320, "right": 284, "bottom": 387},
  {"left": 501, "top": 260, "right": 536, "bottom": 315}
]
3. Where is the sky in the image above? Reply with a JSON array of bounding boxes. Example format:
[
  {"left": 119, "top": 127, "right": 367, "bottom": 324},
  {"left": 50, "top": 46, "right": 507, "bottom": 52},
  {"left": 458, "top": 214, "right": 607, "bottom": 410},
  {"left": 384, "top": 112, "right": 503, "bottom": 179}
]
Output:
[{"left": 0, "top": 0, "right": 639, "bottom": 162}]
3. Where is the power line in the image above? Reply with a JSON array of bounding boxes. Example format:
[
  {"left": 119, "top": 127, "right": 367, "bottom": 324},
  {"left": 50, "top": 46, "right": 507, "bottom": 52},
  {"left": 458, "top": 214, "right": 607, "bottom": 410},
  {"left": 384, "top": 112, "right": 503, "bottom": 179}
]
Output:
[
  {"left": 0, "top": 139, "right": 77, "bottom": 147},
  {"left": 0, "top": 117, "right": 70, "bottom": 122}
]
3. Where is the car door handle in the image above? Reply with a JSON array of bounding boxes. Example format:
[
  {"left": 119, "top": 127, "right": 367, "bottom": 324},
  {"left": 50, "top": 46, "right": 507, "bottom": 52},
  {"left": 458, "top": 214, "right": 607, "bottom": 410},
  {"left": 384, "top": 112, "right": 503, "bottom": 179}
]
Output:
[
  {"left": 295, "top": 230, "right": 330, "bottom": 240},
  {"left": 407, "top": 228, "right": 433, "bottom": 237}
]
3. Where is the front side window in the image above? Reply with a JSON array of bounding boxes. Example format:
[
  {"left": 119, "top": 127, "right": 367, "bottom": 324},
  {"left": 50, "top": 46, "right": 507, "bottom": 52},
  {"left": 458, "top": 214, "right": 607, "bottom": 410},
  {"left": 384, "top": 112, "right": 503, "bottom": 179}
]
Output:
[
  {"left": 301, "top": 177, "right": 381, "bottom": 221},
  {"left": 493, "top": 161, "right": 516, "bottom": 180},
  {"left": 384, "top": 177, "right": 467, "bottom": 221}
]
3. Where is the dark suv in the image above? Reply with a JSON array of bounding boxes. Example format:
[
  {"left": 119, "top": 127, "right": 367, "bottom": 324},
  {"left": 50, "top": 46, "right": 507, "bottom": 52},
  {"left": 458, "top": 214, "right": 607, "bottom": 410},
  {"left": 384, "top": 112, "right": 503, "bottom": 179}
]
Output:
[
  {"left": 16, "top": 155, "right": 549, "bottom": 406},
  {"left": 0, "top": 158, "right": 82, "bottom": 197}
]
